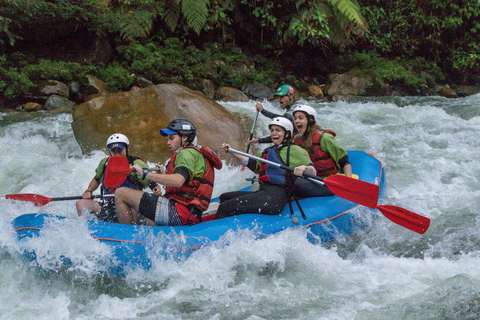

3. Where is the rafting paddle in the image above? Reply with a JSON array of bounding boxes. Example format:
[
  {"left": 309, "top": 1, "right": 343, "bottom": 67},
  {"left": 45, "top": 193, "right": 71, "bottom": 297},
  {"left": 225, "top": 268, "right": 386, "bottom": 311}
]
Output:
[
  {"left": 228, "top": 147, "right": 379, "bottom": 208},
  {"left": 6, "top": 193, "right": 115, "bottom": 207},
  {"left": 227, "top": 147, "right": 430, "bottom": 234},
  {"left": 376, "top": 205, "right": 430, "bottom": 234},
  {"left": 104, "top": 156, "right": 159, "bottom": 187},
  {"left": 246, "top": 110, "right": 260, "bottom": 154}
]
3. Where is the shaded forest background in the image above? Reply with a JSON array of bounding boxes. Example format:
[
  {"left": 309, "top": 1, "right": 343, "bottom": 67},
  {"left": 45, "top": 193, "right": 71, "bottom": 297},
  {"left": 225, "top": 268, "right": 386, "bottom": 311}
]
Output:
[{"left": 1, "top": 0, "right": 479, "bottom": 108}]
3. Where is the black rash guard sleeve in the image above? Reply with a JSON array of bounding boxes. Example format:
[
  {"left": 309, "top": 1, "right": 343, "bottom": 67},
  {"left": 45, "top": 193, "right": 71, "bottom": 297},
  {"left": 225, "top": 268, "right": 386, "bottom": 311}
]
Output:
[
  {"left": 246, "top": 158, "right": 258, "bottom": 172},
  {"left": 173, "top": 166, "right": 190, "bottom": 182},
  {"left": 258, "top": 136, "right": 273, "bottom": 144},
  {"left": 338, "top": 155, "right": 351, "bottom": 170},
  {"left": 261, "top": 109, "right": 294, "bottom": 123},
  {"left": 261, "top": 109, "right": 282, "bottom": 119}
]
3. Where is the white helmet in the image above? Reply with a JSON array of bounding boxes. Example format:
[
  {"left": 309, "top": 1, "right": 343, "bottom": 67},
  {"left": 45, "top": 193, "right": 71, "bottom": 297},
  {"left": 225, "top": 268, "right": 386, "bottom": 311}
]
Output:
[
  {"left": 106, "top": 133, "right": 130, "bottom": 149},
  {"left": 269, "top": 117, "right": 294, "bottom": 137},
  {"left": 293, "top": 105, "right": 317, "bottom": 122}
]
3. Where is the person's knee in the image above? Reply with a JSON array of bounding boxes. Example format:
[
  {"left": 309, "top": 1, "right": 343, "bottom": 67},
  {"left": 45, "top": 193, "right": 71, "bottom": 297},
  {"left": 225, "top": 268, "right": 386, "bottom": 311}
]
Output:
[
  {"left": 115, "top": 187, "right": 130, "bottom": 200},
  {"left": 214, "top": 204, "right": 231, "bottom": 220},
  {"left": 76, "top": 200, "right": 86, "bottom": 215}
]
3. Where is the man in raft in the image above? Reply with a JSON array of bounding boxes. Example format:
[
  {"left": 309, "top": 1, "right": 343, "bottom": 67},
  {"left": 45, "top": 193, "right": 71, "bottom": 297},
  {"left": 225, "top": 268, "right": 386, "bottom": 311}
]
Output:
[
  {"left": 76, "top": 133, "right": 159, "bottom": 222},
  {"left": 249, "top": 84, "right": 298, "bottom": 145},
  {"left": 114, "top": 119, "right": 222, "bottom": 226}
]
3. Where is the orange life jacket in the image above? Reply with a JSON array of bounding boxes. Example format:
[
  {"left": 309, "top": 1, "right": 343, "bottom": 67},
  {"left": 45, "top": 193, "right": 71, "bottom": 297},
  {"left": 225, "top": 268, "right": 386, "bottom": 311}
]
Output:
[
  {"left": 295, "top": 130, "right": 339, "bottom": 177},
  {"left": 164, "top": 146, "right": 222, "bottom": 212}
]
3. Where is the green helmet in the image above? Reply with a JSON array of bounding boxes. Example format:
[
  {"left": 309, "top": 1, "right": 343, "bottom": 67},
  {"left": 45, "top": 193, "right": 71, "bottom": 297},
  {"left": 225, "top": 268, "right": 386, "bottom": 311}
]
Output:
[{"left": 274, "top": 84, "right": 295, "bottom": 96}]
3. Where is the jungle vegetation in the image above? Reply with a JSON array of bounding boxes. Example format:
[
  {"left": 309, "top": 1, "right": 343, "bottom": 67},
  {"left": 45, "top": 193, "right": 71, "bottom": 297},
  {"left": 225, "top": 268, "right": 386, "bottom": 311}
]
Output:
[{"left": 0, "top": 0, "right": 479, "bottom": 103}]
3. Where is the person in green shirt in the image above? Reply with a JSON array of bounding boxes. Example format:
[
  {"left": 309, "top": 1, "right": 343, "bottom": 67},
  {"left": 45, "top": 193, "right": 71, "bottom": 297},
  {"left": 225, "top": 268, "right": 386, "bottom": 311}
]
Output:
[
  {"left": 114, "top": 119, "right": 222, "bottom": 226},
  {"left": 292, "top": 105, "right": 352, "bottom": 198},
  {"left": 76, "top": 133, "right": 159, "bottom": 222},
  {"left": 215, "top": 116, "right": 315, "bottom": 219}
]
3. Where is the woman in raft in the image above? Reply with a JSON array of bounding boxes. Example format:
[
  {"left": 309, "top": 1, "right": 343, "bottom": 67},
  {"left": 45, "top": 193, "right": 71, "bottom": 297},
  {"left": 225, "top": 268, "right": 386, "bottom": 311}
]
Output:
[
  {"left": 215, "top": 116, "right": 315, "bottom": 219},
  {"left": 291, "top": 105, "right": 352, "bottom": 198}
]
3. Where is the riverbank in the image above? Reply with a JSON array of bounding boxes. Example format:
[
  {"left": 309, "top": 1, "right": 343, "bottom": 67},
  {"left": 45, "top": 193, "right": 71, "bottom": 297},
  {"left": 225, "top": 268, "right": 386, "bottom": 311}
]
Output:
[{"left": 2, "top": 43, "right": 480, "bottom": 112}]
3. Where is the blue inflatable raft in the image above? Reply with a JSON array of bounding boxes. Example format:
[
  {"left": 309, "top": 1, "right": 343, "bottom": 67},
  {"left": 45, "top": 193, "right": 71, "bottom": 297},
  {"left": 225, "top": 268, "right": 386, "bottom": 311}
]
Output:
[{"left": 12, "top": 150, "right": 385, "bottom": 275}]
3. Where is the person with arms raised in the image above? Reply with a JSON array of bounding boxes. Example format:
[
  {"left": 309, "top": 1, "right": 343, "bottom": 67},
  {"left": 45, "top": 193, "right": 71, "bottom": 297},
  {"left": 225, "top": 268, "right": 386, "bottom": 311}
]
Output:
[
  {"left": 215, "top": 117, "right": 315, "bottom": 219},
  {"left": 114, "top": 119, "right": 222, "bottom": 226},
  {"left": 76, "top": 133, "right": 159, "bottom": 222},
  {"left": 249, "top": 84, "right": 298, "bottom": 145}
]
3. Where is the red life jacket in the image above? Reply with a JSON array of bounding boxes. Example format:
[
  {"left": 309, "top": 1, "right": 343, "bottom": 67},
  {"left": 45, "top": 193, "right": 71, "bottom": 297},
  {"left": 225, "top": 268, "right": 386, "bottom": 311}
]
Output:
[
  {"left": 295, "top": 130, "right": 339, "bottom": 177},
  {"left": 101, "top": 155, "right": 145, "bottom": 195},
  {"left": 164, "top": 146, "right": 222, "bottom": 212}
]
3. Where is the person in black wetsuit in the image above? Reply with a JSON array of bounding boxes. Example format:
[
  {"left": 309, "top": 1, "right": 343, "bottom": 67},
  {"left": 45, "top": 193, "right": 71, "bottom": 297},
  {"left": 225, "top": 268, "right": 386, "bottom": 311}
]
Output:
[
  {"left": 76, "top": 133, "right": 160, "bottom": 222},
  {"left": 249, "top": 84, "right": 299, "bottom": 145},
  {"left": 215, "top": 117, "right": 315, "bottom": 219}
]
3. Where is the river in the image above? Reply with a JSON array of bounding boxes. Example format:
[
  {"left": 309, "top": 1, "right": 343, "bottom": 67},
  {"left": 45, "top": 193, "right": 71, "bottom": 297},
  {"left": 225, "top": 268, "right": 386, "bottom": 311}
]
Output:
[{"left": 1, "top": 95, "right": 479, "bottom": 319}]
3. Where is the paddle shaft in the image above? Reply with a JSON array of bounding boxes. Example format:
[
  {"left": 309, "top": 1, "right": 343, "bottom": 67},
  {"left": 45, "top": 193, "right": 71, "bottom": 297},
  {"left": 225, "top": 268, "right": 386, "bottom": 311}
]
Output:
[
  {"left": 6, "top": 192, "right": 155, "bottom": 207},
  {"left": 51, "top": 194, "right": 115, "bottom": 202},
  {"left": 228, "top": 147, "right": 381, "bottom": 209},
  {"left": 246, "top": 110, "right": 260, "bottom": 154},
  {"left": 110, "top": 167, "right": 159, "bottom": 175},
  {"left": 228, "top": 147, "right": 430, "bottom": 234},
  {"left": 5, "top": 193, "right": 116, "bottom": 207},
  {"left": 228, "top": 147, "right": 325, "bottom": 185},
  {"left": 55, "top": 193, "right": 153, "bottom": 201}
]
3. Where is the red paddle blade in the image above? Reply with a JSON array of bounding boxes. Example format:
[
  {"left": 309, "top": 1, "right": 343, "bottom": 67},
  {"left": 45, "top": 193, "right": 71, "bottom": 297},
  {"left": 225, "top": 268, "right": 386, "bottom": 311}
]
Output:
[
  {"left": 323, "top": 175, "right": 379, "bottom": 209},
  {"left": 377, "top": 205, "right": 430, "bottom": 234},
  {"left": 6, "top": 193, "right": 52, "bottom": 207},
  {"left": 104, "top": 156, "right": 131, "bottom": 187}
]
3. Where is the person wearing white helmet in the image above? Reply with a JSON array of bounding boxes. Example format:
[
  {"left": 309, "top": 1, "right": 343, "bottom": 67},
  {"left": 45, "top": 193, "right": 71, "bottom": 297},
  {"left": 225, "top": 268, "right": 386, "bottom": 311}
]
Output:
[
  {"left": 292, "top": 105, "right": 352, "bottom": 198},
  {"left": 76, "top": 133, "right": 160, "bottom": 222},
  {"left": 215, "top": 116, "right": 315, "bottom": 219}
]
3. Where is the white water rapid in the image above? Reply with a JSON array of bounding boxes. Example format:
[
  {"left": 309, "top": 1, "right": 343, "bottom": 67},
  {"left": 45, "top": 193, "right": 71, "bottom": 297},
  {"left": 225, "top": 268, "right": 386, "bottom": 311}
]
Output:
[{"left": 1, "top": 94, "right": 480, "bottom": 319}]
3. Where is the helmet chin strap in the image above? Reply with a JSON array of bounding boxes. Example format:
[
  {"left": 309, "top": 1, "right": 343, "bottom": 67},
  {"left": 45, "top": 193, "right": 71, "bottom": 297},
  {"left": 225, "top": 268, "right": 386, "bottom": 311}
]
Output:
[
  {"left": 281, "top": 132, "right": 291, "bottom": 145},
  {"left": 180, "top": 136, "right": 190, "bottom": 148}
]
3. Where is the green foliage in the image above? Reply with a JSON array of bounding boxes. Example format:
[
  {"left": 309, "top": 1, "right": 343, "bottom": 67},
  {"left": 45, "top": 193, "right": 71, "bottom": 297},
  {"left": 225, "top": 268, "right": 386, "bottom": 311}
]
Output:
[
  {"left": 248, "top": 55, "right": 282, "bottom": 89},
  {"left": 111, "top": 0, "right": 161, "bottom": 42},
  {"left": 327, "top": 0, "right": 366, "bottom": 30},
  {"left": 119, "top": 9, "right": 157, "bottom": 42},
  {"left": 22, "top": 60, "right": 94, "bottom": 83},
  {"left": 162, "top": 0, "right": 182, "bottom": 33},
  {"left": 0, "top": 55, "right": 35, "bottom": 98},
  {"left": 96, "top": 63, "right": 135, "bottom": 91},
  {"left": 0, "top": 53, "right": 95, "bottom": 99},
  {"left": 0, "top": 15, "right": 21, "bottom": 46},
  {"left": 182, "top": 0, "right": 210, "bottom": 35},
  {"left": 287, "top": 5, "right": 331, "bottom": 46},
  {"left": 3, "top": 0, "right": 479, "bottom": 104},
  {"left": 0, "top": 0, "right": 115, "bottom": 44},
  {"left": 337, "top": 52, "right": 436, "bottom": 94},
  {"left": 117, "top": 39, "right": 256, "bottom": 87},
  {"left": 356, "top": 0, "right": 480, "bottom": 83},
  {"left": 240, "top": 0, "right": 368, "bottom": 49},
  {"left": 111, "top": 0, "right": 367, "bottom": 48}
]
